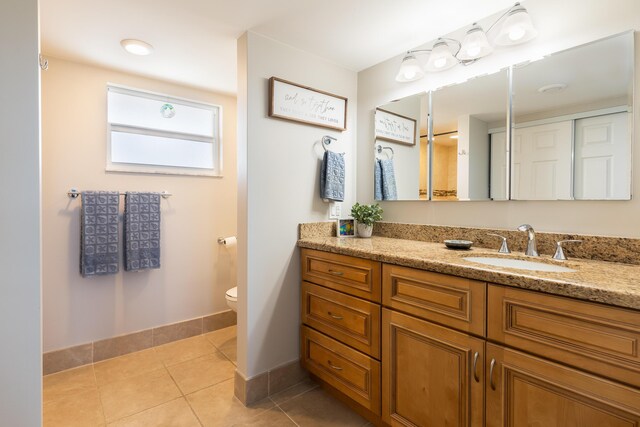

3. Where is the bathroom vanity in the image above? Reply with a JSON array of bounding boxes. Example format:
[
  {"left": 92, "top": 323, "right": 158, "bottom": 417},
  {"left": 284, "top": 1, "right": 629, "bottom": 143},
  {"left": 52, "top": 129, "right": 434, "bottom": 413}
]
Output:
[{"left": 298, "top": 231, "right": 640, "bottom": 427}]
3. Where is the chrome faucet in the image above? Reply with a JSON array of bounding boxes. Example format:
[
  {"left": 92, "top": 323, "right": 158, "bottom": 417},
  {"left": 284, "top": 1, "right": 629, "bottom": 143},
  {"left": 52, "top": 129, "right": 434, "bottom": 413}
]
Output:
[{"left": 517, "top": 224, "right": 539, "bottom": 256}]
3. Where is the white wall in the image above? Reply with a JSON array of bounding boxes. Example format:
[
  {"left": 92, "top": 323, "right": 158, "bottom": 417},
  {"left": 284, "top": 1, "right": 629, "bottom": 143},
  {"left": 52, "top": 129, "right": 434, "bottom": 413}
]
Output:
[
  {"left": 357, "top": 0, "right": 640, "bottom": 237},
  {"left": 237, "top": 31, "right": 357, "bottom": 378},
  {"left": 0, "top": 0, "right": 42, "bottom": 424},
  {"left": 41, "top": 57, "right": 237, "bottom": 351}
]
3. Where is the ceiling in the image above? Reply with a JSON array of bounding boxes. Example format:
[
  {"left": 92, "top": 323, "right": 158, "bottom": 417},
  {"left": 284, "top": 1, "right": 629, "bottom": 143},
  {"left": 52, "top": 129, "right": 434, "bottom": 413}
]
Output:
[{"left": 40, "top": 0, "right": 516, "bottom": 95}]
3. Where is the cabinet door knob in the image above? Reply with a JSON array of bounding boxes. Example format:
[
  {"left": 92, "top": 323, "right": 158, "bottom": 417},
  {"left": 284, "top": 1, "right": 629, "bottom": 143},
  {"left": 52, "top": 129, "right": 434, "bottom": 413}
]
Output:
[
  {"left": 472, "top": 352, "right": 480, "bottom": 383},
  {"left": 489, "top": 358, "right": 497, "bottom": 390},
  {"left": 328, "top": 270, "right": 344, "bottom": 276},
  {"left": 327, "top": 360, "right": 343, "bottom": 371},
  {"left": 328, "top": 312, "right": 343, "bottom": 320}
]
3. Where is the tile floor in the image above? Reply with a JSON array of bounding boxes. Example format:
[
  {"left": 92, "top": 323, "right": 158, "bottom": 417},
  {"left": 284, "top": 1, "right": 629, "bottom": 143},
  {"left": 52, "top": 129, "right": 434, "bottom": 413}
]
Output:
[{"left": 43, "top": 326, "right": 371, "bottom": 426}]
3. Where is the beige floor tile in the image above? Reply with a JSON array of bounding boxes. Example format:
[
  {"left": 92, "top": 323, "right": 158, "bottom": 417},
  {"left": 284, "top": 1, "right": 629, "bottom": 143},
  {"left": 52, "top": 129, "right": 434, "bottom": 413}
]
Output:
[
  {"left": 186, "top": 379, "right": 274, "bottom": 427},
  {"left": 167, "top": 351, "right": 236, "bottom": 395},
  {"left": 94, "top": 348, "right": 164, "bottom": 386},
  {"left": 269, "top": 379, "right": 319, "bottom": 405},
  {"left": 155, "top": 335, "right": 217, "bottom": 367},
  {"left": 218, "top": 339, "right": 237, "bottom": 364},
  {"left": 205, "top": 325, "right": 236, "bottom": 349},
  {"left": 229, "top": 406, "right": 297, "bottom": 427},
  {"left": 43, "top": 365, "right": 97, "bottom": 402},
  {"left": 279, "top": 387, "right": 368, "bottom": 427},
  {"left": 107, "top": 397, "right": 200, "bottom": 427},
  {"left": 43, "top": 388, "right": 105, "bottom": 427},
  {"left": 99, "top": 368, "right": 182, "bottom": 422}
]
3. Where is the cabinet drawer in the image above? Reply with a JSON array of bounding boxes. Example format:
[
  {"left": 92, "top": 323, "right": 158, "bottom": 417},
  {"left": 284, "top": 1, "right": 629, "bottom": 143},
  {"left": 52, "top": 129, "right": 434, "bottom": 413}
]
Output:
[
  {"left": 301, "top": 325, "right": 381, "bottom": 415},
  {"left": 302, "top": 281, "right": 381, "bottom": 358},
  {"left": 382, "top": 264, "right": 486, "bottom": 337},
  {"left": 488, "top": 285, "right": 640, "bottom": 388},
  {"left": 301, "top": 248, "right": 381, "bottom": 302}
]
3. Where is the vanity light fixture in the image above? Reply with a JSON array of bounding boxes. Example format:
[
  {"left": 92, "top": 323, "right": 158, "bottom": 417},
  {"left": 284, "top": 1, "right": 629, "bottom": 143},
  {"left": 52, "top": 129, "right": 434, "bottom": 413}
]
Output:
[
  {"left": 395, "top": 2, "right": 537, "bottom": 82},
  {"left": 120, "top": 39, "right": 154, "bottom": 56}
]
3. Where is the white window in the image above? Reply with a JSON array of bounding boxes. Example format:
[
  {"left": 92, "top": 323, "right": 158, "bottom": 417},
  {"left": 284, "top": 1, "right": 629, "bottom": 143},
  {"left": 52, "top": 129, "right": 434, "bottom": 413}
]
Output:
[{"left": 106, "top": 85, "right": 222, "bottom": 176}]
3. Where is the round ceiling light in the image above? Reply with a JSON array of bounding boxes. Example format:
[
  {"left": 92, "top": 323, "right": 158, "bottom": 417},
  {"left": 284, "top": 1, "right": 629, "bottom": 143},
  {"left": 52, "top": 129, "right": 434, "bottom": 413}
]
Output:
[
  {"left": 120, "top": 39, "right": 154, "bottom": 56},
  {"left": 537, "top": 83, "right": 567, "bottom": 94}
]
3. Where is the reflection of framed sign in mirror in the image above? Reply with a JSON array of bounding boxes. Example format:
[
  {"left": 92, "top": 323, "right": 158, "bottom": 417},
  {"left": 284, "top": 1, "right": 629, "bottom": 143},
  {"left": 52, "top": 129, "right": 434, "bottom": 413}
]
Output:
[
  {"left": 374, "top": 108, "right": 417, "bottom": 146},
  {"left": 268, "top": 77, "right": 347, "bottom": 131}
]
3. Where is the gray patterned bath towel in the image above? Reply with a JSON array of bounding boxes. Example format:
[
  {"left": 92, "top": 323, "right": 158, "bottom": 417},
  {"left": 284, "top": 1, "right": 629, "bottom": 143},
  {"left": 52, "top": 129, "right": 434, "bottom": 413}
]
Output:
[
  {"left": 319, "top": 150, "right": 345, "bottom": 201},
  {"left": 80, "top": 191, "right": 120, "bottom": 277},
  {"left": 124, "top": 192, "right": 161, "bottom": 271}
]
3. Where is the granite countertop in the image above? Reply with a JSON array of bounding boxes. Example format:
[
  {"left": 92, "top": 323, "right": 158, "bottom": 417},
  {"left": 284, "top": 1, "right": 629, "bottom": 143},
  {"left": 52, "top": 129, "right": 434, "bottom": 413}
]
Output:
[{"left": 298, "top": 236, "right": 640, "bottom": 311}]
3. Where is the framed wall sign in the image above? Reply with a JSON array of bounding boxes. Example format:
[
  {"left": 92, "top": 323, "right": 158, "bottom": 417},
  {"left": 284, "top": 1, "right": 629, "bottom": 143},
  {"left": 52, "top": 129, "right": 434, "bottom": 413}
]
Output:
[
  {"left": 268, "top": 77, "right": 347, "bottom": 131},
  {"left": 374, "top": 108, "right": 417, "bottom": 146}
]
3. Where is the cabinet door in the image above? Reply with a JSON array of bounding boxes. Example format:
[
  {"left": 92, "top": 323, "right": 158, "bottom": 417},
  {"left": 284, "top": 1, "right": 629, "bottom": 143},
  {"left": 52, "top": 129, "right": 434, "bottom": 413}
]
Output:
[
  {"left": 486, "top": 343, "right": 640, "bottom": 427},
  {"left": 382, "top": 309, "right": 485, "bottom": 427}
]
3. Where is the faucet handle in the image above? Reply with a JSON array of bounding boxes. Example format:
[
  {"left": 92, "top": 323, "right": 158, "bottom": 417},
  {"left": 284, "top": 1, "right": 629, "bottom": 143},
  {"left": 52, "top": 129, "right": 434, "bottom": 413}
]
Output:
[
  {"left": 553, "top": 240, "right": 583, "bottom": 261},
  {"left": 487, "top": 233, "right": 511, "bottom": 254}
]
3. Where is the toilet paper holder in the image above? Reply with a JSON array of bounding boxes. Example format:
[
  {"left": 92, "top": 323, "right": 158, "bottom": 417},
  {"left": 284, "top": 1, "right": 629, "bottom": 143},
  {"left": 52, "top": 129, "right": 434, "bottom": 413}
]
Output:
[{"left": 217, "top": 236, "right": 236, "bottom": 245}]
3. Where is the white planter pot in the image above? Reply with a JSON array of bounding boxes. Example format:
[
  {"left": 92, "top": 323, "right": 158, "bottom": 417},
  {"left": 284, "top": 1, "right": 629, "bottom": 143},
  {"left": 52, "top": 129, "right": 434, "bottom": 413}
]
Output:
[{"left": 357, "top": 223, "right": 373, "bottom": 238}]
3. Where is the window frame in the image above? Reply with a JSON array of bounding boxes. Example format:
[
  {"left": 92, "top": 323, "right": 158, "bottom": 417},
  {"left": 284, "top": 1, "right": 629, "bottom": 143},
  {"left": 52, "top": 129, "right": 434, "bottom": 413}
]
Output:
[{"left": 106, "top": 83, "right": 223, "bottom": 177}]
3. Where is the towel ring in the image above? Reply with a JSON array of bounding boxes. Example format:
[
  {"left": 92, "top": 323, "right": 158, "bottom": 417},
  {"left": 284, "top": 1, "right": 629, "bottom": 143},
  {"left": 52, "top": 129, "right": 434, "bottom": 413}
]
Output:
[
  {"left": 321, "top": 135, "right": 337, "bottom": 152},
  {"left": 376, "top": 145, "right": 394, "bottom": 159}
]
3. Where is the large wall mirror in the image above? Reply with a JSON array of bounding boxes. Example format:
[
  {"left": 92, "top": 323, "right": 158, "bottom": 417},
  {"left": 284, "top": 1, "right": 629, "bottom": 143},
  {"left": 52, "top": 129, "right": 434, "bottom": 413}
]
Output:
[
  {"left": 373, "top": 31, "right": 634, "bottom": 201},
  {"left": 511, "top": 32, "right": 633, "bottom": 200}
]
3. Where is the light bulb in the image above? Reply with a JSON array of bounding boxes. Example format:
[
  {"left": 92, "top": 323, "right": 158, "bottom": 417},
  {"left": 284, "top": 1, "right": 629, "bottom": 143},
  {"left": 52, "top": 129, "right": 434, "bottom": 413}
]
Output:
[
  {"left": 434, "top": 57, "right": 447, "bottom": 69},
  {"left": 466, "top": 45, "right": 481, "bottom": 57},
  {"left": 509, "top": 26, "right": 526, "bottom": 41},
  {"left": 120, "top": 39, "right": 154, "bottom": 56}
]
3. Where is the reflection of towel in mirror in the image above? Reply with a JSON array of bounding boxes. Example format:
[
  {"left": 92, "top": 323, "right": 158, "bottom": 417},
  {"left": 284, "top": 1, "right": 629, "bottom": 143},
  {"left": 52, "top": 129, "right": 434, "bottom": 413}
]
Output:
[
  {"left": 320, "top": 151, "right": 345, "bottom": 201},
  {"left": 379, "top": 159, "right": 398, "bottom": 200},
  {"left": 374, "top": 160, "right": 383, "bottom": 200}
]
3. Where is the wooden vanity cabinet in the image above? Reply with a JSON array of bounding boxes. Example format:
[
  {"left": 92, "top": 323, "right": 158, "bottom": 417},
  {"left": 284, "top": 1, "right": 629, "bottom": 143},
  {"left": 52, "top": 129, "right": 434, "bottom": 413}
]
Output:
[
  {"left": 300, "top": 249, "right": 383, "bottom": 417},
  {"left": 300, "top": 248, "right": 640, "bottom": 427}
]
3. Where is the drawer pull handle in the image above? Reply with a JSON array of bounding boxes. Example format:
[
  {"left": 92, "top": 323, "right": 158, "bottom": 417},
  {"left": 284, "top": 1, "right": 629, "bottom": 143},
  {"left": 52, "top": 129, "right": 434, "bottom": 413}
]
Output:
[
  {"left": 328, "top": 270, "right": 344, "bottom": 276},
  {"left": 472, "top": 352, "right": 480, "bottom": 383},
  {"left": 328, "top": 312, "right": 343, "bottom": 320},
  {"left": 489, "top": 358, "right": 497, "bottom": 390},
  {"left": 328, "top": 360, "right": 343, "bottom": 371}
]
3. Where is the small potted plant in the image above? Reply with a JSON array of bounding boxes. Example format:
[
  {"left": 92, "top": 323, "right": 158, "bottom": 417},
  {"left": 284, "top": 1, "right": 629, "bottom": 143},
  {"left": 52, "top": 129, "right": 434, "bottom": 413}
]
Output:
[{"left": 350, "top": 202, "right": 383, "bottom": 238}]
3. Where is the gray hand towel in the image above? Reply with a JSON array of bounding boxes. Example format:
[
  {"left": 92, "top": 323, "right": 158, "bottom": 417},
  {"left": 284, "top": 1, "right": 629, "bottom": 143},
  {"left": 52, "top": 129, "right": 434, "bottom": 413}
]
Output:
[
  {"left": 380, "top": 158, "right": 398, "bottom": 200},
  {"left": 124, "top": 192, "right": 161, "bottom": 271},
  {"left": 80, "top": 191, "right": 120, "bottom": 277},
  {"left": 374, "top": 160, "right": 383, "bottom": 201},
  {"left": 320, "top": 151, "right": 345, "bottom": 202}
]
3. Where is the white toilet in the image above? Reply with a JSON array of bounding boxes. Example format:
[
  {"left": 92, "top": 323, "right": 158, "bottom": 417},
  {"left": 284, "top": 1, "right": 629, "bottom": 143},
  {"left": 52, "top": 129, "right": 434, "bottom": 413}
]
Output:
[{"left": 225, "top": 286, "right": 237, "bottom": 312}]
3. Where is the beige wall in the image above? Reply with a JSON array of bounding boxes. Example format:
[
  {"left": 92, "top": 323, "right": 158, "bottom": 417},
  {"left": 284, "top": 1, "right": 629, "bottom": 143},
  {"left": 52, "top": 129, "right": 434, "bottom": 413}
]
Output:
[
  {"left": 237, "top": 32, "right": 358, "bottom": 378},
  {"left": 357, "top": 0, "right": 640, "bottom": 237},
  {"left": 0, "top": 0, "right": 42, "bottom": 424},
  {"left": 41, "top": 57, "right": 237, "bottom": 352}
]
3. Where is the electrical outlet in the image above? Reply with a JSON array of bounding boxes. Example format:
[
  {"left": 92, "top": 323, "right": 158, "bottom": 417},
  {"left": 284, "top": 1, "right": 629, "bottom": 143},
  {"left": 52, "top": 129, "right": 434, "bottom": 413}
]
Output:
[{"left": 329, "top": 202, "right": 342, "bottom": 219}]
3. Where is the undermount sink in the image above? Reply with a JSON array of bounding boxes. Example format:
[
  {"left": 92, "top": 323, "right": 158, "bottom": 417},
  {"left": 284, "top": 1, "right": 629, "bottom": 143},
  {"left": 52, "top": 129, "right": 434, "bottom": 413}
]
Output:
[{"left": 463, "top": 256, "right": 576, "bottom": 273}]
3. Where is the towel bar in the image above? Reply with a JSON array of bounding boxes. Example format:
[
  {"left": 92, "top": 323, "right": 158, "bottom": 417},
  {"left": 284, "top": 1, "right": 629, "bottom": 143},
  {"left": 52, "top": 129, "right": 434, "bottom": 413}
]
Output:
[{"left": 67, "top": 188, "right": 172, "bottom": 199}]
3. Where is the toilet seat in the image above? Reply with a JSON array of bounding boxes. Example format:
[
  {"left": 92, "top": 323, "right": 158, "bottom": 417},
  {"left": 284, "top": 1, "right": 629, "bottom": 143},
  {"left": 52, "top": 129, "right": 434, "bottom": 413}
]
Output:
[{"left": 225, "top": 286, "right": 237, "bottom": 301}]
